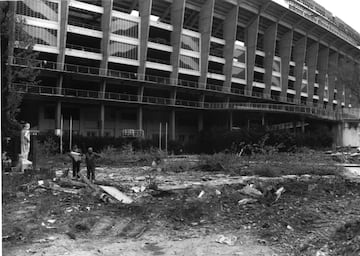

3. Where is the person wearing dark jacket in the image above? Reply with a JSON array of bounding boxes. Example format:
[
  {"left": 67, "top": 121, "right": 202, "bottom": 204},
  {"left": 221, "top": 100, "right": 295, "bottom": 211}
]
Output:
[{"left": 85, "top": 147, "right": 99, "bottom": 182}]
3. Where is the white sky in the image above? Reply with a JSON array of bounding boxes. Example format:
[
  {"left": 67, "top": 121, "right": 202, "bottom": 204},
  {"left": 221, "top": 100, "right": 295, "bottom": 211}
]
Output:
[{"left": 315, "top": 0, "right": 360, "bottom": 33}]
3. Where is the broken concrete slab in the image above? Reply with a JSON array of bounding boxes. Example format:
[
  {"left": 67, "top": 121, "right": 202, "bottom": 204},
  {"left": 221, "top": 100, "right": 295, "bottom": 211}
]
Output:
[{"left": 99, "top": 185, "right": 133, "bottom": 204}]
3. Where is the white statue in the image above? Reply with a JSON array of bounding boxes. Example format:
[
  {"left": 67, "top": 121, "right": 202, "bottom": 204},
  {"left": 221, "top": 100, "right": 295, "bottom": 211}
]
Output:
[{"left": 21, "top": 123, "right": 31, "bottom": 160}]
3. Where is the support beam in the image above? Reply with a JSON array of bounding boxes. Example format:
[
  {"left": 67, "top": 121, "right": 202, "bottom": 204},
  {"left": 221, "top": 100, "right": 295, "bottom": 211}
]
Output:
[
  {"left": 199, "top": 94, "right": 205, "bottom": 108},
  {"left": 223, "top": 3, "right": 239, "bottom": 92},
  {"left": 198, "top": 112, "right": 204, "bottom": 132},
  {"left": 55, "top": 101, "right": 61, "bottom": 130},
  {"left": 327, "top": 51, "right": 339, "bottom": 109},
  {"left": 100, "top": 0, "right": 113, "bottom": 74},
  {"left": 138, "top": 85, "right": 144, "bottom": 102},
  {"left": 306, "top": 42, "right": 319, "bottom": 106},
  {"left": 263, "top": 23, "right": 277, "bottom": 95},
  {"left": 138, "top": 0, "right": 152, "bottom": 76},
  {"left": 245, "top": 15, "right": 259, "bottom": 94},
  {"left": 293, "top": 36, "right": 307, "bottom": 103},
  {"left": 170, "top": 110, "right": 176, "bottom": 140},
  {"left": 198, "top": 0, "right": 215, "bottom": 88},
  {"left": 171, "top": 89, "right": 177, "bottom": 105},
  {"left": 100, "top": 104, "right": 105, "bottom": 137},
  {"left": 57, "top": 0, "right": 69, "bottom": 70},
  {"left": 229, "top": 111, "right": 233, "bottom": 130},
  {"left": 280, "top": 30, "right": 293, "bottom": 100},
  {"left": 318, "top": 47, "right": 329, "bottom": 104},
  {"left": 170, "top": 0, "right": 186, "bottom": 83},
  {"left": 137, "top": 106, "right": 143, "bottom": 131}
]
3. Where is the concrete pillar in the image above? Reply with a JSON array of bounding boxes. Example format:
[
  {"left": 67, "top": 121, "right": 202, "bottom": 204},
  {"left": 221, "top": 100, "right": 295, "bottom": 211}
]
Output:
[
  {"left": 199, "top": 0, "right": 215, "bottom": 88},
  {"left": 306, "top": 42, "right": 319, "bottom": 106},
  {"left": 170, "top": 110, "right": 176, "bottom": 140},
  {"left": 56, "top": 74, "right": 63, "bottom": 94},
  {"left": 318, "top": 47, "right": 329, "bottom": 104},
  {"left": 229, "top": 111, "right": 233, "bottom": 130},
  {"left": 198, "top": 112, "right": 204, "bottom": 132},
  {"left": 171, "top": 89, "right": 177, "bottom": 105},
  {"left": 301, "top": 116, "right": 305, "bottom": 133},
  {"left": 247, "top": 119, "right": 251, "bottom": 131},
  {"left": 170, "top": 0, "right": 185, "bottom": 83},
  {"left": 57, "top": 0, "right": 69, "bottom": 70},
  {"left": 245, "top": 15, "right": 259, "bottom": 94},
  {"left": 100, "top": 0, "right": 113, "bottom": 74},
  {"left": 280, "top": 30, "right": 293, "bottom": 100},
  {"left": 337, "top": 56, "right": 346, "bottom": 108},
  {"left": 261, "top": 113, "right": 266, "bottom": 127},
  {"left": 223, "top": 4, "right": 239, "bottom": 92},
  {"left": 138, "top": 85, "right": 144, "bottom": 102},
  {"left": 327, "top": 52, "right": 339, "bottom": 109},
  {"left": 294, "top": 36, "right": 307, "bottom": 103},
  {"left": 263, "top": 23, "right": 277, "bottom": 96},
  {"left": 138, "top": 0, "right": 152, "bottom": 77},
  {"left": 55, "top": 101, "right": 61, "bottom": 130},
  {"left": 100, "top": 104, "right": 105, "bottom": 137},
  {"left": 199, "top": 94, "right": 205, "bottom": 108},
  {"left": 137, "top": 106, "right": 143, "bottom": 131}
]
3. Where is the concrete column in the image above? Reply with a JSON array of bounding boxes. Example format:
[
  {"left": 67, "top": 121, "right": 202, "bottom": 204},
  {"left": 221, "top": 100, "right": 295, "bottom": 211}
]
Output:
[
  {"left": 138, "top": 0, "right": 152, "bottom": 76},
  {"left": 245, "top": 15, "right": 259, "bottom": 94},
  {"left": 199, "top": 94, "right": 205, "bottom": 108},
  {"left": 280, "top": 30, "right": 293, "bottom": 99},
  {"left": 100, "top": 104, "right": 105, "bottom": 137},
  {"left": 100, "top": 0, "right": 113, "bottom": 74},
  {"left": 327, "top": 52, "right": 339, "bottom": 109},
  {"left": 57, "top": 0, "right": 69, "bottom": 70},
  {"left": 306, "top": 42, "right": 319, "bottom": 106},
  {"left": 294, "top": 36, "right": 307, "bottom": 103},
  {"left": 56, "top": 74, "right": 63, "bottom": 94},
  {"left": 263, "top": 23, "right": 278, "bottom": 96},
  {"left": 223, "top": 4, "right": 239, "bottom": 92},
  {"left": 318, "top": 47, "right": 329, "bottom": 104},
  {"left": 198, "top": 112, "right": 204, "bottom": 132},
  {"left": 261, "top": 113, "right": 266, "bottom": 127},
  {"left": 301, "top": 116, "right": 305, "bottom": 133},
  {"left": 229, "top": 111, "right": 233, "bottom": 130},
  {"left": 337, "top": 56, "right": 346, "bottom": 108},
  {"left": 138, "top": 85, "right": 144, "bottom": 102},
  {"left": 199, "top": 0, "right": 215, "bottom": 88},
  {"left": 170, "top": 110, "right": 176, "bottom": 140},
  {"left": 171, "top": 89, "right": 177, "bottom": 105},
  {"left": 137, "top": 106, "right": 143, "bottom": 131},
  {"left": 170, "top": 0, "right": 185, "bottom": 83},
  {"left": 55, "top": 101, "right": 61, "bottom": 130},
  {"left": 351, "top": 63, "right": 360, "bottom": 108}
]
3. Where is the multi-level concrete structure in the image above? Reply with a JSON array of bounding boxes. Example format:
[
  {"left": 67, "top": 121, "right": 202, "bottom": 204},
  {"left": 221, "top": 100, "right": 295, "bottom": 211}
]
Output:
[{"left": 7, "top": 0, "right": 360, "bottom": 145}]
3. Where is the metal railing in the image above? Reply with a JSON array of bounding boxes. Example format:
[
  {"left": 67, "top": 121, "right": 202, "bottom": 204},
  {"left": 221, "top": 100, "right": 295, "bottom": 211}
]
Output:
[
  {"left": 148, "top": 37, "right": 171, "bottom": 46},
  {"left": 121, "top": 129, "right": 144, "bottom": 138},
  {"left": 8, "top": 56, "right": 325, "bottom": 107},
  {"left": 66, "top": 43, "right": 101, "bottom": 53},
  {"left": 11, "top": 83, "right": 347, "bottom": 120},
  {"left": 68, "top": 19, "right": 101, "bottom": 31}
]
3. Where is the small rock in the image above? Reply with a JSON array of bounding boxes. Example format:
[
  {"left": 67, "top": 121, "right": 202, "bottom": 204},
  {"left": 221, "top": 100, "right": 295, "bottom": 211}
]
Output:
[{"left": 16, "top": 192, "right": 25, "bottom": 198}]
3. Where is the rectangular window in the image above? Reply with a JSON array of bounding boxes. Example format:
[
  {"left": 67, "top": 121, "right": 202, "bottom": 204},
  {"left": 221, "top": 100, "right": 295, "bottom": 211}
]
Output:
[
  {"left": 272, "top": 59, "right": 281, "bottom": 73},
  {"left": 301, "top": 82, "right": 308, "bottom": 94},
  {"left": 181, "top": 34, "right": 199, "bottom": 52},
  {"left": 17, "top": 0, "right": 59, "bottom": 21},
  {"left": 234, "top": 47, "right": 246, "bottom": 63},
  {"left": 19, "top": 24, "right": 58, "bottom": 46},
  {"left": 272, "top": 76, "right": 281, "bottom": 88},
  {"left": 232, "top": 66, "right": 246, "bottom": 80},
  {"left": 210, "top": 42, "right": 223, "bottom": 58},
  {"left": 288, "top": 80, "right": 295, "bottom": 90},
  {"left": 111, "top": 17, "right": 138, "bottom": 38},
  {"left": 179, "top": 55, "right": 199, "bottom": 70},
  {"left": 255, "top": 55, "right": 264, "bottom": 68},
  {"left": 109, "top": 41, "right": 138, "bottom": 59},
  {"left": 289, "top": 65, "right": 295, "bottom": 76}
]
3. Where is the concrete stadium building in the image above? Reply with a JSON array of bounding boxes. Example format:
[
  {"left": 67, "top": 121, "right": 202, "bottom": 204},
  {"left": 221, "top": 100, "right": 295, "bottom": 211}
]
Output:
[{"left": 7, "top": 0, "right": 360, "bottom": 145}]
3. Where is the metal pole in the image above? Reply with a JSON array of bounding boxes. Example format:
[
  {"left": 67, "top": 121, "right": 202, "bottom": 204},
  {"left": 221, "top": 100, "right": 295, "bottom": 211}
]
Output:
[
  {"left": 159, "top": 122, "right": 162, "bottom": 151},
  {"left": 69, "top": 115, "right": 72, "bottom": 151},
  {"left": 165, "top": 122, "right": 168, "bottom": 154},
  {"left": 60, "top": 115, "right": 63, "bottom": 153}
]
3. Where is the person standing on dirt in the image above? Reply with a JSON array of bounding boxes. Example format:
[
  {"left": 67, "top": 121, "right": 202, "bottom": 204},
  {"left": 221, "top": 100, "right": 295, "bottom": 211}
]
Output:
[
  {"left": 85, "top": 147, "right": 99, "bottom": 182},
  {"left": 69, "top": 145, "right": 81, "bottom": 179}
]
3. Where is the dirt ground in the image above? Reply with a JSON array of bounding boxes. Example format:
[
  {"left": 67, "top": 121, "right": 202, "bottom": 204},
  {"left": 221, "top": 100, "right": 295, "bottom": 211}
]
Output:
[{"left": 2, "top": 153, "right": 360, "bottom": 256}]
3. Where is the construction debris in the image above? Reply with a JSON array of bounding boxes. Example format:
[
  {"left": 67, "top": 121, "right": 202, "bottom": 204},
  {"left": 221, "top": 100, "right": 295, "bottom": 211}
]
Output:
[
  {"left": 238, "top": 198, "right": 258, "bottom": 205},
  {"left": 215, "top": 235, "right": 237, "bottom": 246},
  {"left": 239, "top": 184, "right": 263, "bottom": 198}
]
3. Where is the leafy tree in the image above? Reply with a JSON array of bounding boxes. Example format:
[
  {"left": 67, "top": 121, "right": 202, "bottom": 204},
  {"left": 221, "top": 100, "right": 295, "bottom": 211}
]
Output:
[{"left": 1, "top": 1, "right": 39, "bottom": 138}]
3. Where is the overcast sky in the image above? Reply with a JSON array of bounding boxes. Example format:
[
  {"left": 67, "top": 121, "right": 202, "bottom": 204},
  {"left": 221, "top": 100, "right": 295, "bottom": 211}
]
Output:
[{"left": 315, "top": 0, "right": 360, "bottom": 33}]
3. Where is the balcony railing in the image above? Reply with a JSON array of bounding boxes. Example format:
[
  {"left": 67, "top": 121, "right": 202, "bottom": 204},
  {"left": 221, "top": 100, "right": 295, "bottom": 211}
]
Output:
[
  {"left": 9, "top": 56, "right": 315, "bottom": 107},
  {"left": 11, "top": 83, "right": 345, "bottom": 120},
  {"left": 66, "top": 43, "right": 101, "bottom": 53},
  {"left": 68, "top": 19, "right": 101, "bottom": 31}
]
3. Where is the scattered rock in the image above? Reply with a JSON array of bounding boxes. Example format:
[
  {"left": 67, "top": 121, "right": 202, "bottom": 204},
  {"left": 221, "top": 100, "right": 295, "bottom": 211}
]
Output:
[
  {"left": 238, "top": 198, "right": 258, "bottom": 205},
  {"left": 216, "top": 235, "right": 237, "bottom": 246}
]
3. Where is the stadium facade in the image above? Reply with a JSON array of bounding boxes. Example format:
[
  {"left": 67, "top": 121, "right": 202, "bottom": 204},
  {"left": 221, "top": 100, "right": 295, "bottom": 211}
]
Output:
[{"left": 6, "top": 0, "right": 360, "bottom": 145}]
